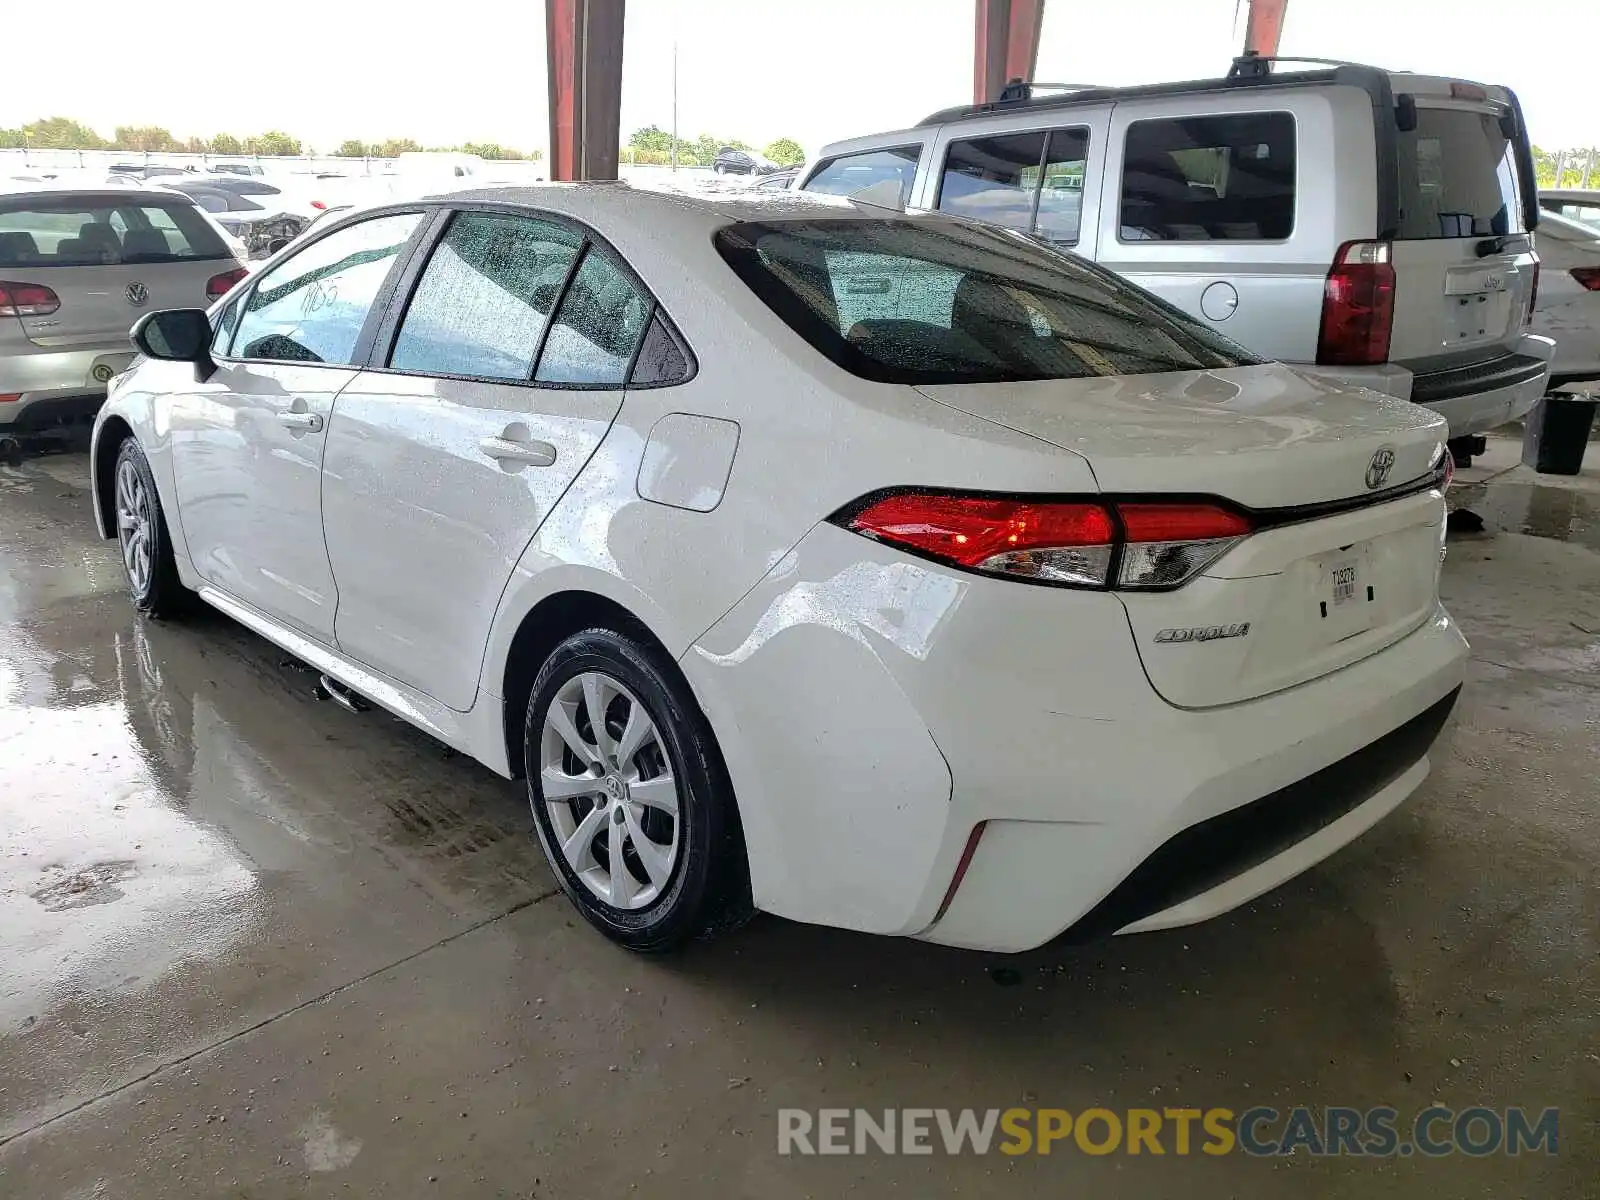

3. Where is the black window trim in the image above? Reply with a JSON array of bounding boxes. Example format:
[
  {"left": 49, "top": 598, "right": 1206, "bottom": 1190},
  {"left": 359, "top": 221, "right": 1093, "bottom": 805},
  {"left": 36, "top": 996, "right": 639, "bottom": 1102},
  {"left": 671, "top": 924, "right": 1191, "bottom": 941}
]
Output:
[
  {"left": 359, "top": 200, "right": 696, "bottom": 392},
  {"left": 933, "top": 123, "right": 1092, "bottom": 247},
  {"left": 212, "top": 204, "right": 435, "bottom": 367},
  {"left": 1113, "top": 108, "right": 1300, "bottom": 247},
  {"left": 799, "top": 143, "right": 925, "bottom": 198}
]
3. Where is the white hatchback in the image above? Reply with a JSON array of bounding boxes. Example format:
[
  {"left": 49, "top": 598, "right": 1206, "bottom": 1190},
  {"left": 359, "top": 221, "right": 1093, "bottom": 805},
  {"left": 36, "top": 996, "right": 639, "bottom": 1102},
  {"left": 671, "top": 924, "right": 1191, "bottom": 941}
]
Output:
[{"left": 91, "top": 186, "right": 1467, "bottom": 954}]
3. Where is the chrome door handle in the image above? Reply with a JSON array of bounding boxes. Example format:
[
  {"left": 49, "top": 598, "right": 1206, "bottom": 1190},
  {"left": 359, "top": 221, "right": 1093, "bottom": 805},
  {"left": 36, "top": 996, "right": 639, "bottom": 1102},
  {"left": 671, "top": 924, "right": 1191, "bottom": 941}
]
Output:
[
  {"left": 479, "top": 435, "right": 556, "bottom": 467},
  {"left": 279, "top": 411, "right": 324, "bottom": 432}
]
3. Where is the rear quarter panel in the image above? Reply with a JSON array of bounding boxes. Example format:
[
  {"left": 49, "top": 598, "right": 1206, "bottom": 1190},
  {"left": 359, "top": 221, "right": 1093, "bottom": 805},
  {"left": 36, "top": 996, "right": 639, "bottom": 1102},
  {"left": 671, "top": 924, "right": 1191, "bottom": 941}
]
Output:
[{"left": 1095, "top": 84, "right": 1378, "bottom": 365}]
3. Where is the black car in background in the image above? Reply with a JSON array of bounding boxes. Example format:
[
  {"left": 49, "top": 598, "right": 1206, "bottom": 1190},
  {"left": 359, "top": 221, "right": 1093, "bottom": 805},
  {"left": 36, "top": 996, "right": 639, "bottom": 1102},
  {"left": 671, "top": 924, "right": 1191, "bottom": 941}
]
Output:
[{"left": 712, "top": 147, "right": 780, "bottom": 175}]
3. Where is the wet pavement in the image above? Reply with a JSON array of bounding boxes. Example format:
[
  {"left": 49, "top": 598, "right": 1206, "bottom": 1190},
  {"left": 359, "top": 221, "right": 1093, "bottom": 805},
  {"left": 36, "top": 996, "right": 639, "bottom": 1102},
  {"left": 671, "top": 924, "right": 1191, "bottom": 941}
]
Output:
[{"left": 2, "top": 440, "right": 1597, "bottom": 1197}]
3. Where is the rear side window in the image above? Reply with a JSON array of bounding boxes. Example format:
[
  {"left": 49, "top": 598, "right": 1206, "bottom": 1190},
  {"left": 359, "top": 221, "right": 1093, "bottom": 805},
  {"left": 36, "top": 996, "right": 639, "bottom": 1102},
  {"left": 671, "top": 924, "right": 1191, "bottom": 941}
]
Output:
[
  {"left": 803, "top": 147, "right": 922, "bottom": 206},
  {"left": 1120, "top": 112, "right": 1296, "bottom": 242},
  {"left": 390, "top": 212, "right": 583, "bottom": 380},
  {"left": 534, "top": 249, "right": 651, "bottom": 385},
  {"left": 0, "top": 199, "right": 231, "bottom": 266},
  {"left": 232, "top": 211, "right": 420, "bottom": 365},
  {"left": 1396, "top": 107, "right": 1521, "bottom": 239},
  {"left": 715, "top": 217, "right": 1259, "bottom": 385},
  {"left": 937, "top": 127, "right": 1088, "bottom": 245}
]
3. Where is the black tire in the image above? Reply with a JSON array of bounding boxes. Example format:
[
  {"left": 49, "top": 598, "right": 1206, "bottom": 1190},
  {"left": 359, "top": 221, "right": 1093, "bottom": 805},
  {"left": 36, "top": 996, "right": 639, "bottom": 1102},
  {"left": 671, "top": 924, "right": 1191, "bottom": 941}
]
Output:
[
  {"left": 113, "top": 438, "right": 189, "bottom": 618},
  {"left": 713, "top": 163, "right": 726, "bottom": 175},
  {"left": 523, "top": 627, "right": 750, "bottom": 952}
]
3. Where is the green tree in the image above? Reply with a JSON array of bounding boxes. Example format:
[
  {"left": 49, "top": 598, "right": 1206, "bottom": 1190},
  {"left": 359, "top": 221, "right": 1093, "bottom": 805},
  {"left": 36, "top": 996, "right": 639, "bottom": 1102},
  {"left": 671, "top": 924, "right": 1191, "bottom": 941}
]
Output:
[
  {"left": 113, "top": 125, "right": 177, "bottom": 152},
  {"left": 0, "top": 127, "right": 23, "bottom": 149},
  {"left": 336, "top": 138, "right": 370, "bottom": 158},
  {"left": 764, "top": 137, "right": 805, "bottom": 167},
  {"left": 209, "top": 132, "right": 243, "bottom": 155},
  {"left": 20, "top": 116, "right": 107, "bottom": 149},
  {"left": 182, "top": 136, "right": 208, "bottom": 154},
  {"left": 375, "top": 137, "right": 422, "bottom": 158},
  {"left": 245, "top": 130, "right": 301, "bottom": 156}
]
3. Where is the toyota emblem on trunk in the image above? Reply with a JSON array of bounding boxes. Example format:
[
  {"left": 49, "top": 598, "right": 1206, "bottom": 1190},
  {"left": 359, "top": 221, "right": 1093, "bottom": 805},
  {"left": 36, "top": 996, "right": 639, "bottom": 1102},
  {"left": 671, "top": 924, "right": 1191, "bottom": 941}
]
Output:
[
  {"left": 1365, "top": 447, "right": 1396, "bottom": 490},
  {"left": 125, "top": 282, "right": 149, "bottom": 306}
]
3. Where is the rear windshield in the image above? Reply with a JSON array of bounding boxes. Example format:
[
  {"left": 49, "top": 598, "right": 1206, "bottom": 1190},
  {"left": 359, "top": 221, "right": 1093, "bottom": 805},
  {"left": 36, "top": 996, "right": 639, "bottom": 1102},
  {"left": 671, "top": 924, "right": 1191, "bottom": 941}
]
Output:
[
  {"left": 0, "top": 198, "right": 231, "bottom": 267},
  {"left": 714, "top": 217, "right": 1260, "bottom": 384},
  {"left": 1396, "top": 106, "right": 1522, "bottom": 240}
]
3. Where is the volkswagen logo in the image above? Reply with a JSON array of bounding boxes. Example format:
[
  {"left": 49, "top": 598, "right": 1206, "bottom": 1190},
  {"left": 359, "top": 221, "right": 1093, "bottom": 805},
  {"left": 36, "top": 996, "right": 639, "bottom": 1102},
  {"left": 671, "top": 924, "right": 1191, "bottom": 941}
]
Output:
[
  {"left": 125, "top": 282, "right": 149, "bottom": 306},
  {"left": 1365, "top": 446, "right": 1396, "bottom": 490}
]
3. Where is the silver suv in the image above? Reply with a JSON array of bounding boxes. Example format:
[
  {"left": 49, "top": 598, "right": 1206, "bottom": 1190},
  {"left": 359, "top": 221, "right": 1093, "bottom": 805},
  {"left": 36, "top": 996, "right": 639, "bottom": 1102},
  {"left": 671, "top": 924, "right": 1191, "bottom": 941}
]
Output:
[
  {"left": 1, "top": 186, "right": 246, "bottom": 442},
  {"left": 802, "top": 56, "right": 1553, "bottom": 450}
]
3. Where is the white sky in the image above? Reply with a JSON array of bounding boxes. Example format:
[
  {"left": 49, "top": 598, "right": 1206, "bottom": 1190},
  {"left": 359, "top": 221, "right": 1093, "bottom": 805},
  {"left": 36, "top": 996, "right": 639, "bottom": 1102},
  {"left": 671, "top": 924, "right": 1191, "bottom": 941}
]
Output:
[{"left": 5, "top": 0, "right": 1596, "bottom": 155}]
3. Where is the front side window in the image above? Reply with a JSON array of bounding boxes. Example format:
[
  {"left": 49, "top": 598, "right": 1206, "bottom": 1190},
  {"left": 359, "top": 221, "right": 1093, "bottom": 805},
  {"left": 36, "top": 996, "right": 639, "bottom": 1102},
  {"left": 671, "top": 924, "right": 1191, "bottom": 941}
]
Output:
[
  {"left": 534, "top": 248, "right": 651, "bottom": 385},
  {"left": 1396, "top": 107, "right": 1522, "bottom": 240},
  {"left": 803, "top": 146, "right": 922, "bottom": 206},
  {"left": 715, "top": 217, "right": 1259, "bottom": 385},
  {"left": 1120, "top": 112, "right": 1296, "bottom": 242},
  {"left": 0, "top": 199, "right": 230, "bottom": 266},
  {"left": 390, "top": 212, "right": 583, "bottom": 380},
  {"left": 232, "top": 211, "right": 421, "bottom": 364}
]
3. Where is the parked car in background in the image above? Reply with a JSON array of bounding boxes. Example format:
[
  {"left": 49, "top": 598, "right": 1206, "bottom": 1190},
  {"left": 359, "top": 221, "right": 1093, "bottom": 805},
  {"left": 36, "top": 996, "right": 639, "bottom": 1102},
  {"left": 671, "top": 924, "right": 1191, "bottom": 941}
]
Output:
[
  {"left": 0, "top": 186, "right": 245, "bottom": 444},
  {"left": 92, "top": 186, "right": 1464, "bottom": 955},
  {"left": 1540, "top": 188, "right": 1600, "bottom": 232},
  {"left": 712, "top": 147, "right": 780, "bottom": 175},
  {"left": 1531, "top": 208, "right": 1600, "bottom": 393},
  {"left": 210, "top": 162, "right": 267, "bottom": 177},
  {"left": 804, "top": 56, "right": 1553, "bottom": 458},
  {"left": 159, "top": 178, "right": 327, "bottom": 258}
]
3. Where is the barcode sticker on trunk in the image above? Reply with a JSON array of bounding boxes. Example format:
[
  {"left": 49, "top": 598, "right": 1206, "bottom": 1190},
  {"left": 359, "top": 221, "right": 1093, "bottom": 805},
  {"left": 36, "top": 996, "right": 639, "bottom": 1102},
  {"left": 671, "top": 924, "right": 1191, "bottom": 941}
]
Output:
[{"left": 1328, "top": 559, "right": 1360, "bottom": 607}]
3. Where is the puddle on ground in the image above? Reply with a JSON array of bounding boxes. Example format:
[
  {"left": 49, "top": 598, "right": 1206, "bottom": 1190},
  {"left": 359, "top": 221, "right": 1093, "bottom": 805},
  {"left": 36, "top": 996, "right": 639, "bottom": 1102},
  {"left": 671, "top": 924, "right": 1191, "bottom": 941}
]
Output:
[{"left": 1457, "top": 483, "right": 1600, "bottom": 552}]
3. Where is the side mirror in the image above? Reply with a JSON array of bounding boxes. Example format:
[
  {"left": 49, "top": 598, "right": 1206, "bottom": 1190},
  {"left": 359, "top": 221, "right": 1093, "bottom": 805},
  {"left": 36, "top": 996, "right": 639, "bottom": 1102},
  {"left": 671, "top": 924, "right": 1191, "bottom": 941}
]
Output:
[{"left": 131, "top": 309, "right": 215, "bottom": 381}]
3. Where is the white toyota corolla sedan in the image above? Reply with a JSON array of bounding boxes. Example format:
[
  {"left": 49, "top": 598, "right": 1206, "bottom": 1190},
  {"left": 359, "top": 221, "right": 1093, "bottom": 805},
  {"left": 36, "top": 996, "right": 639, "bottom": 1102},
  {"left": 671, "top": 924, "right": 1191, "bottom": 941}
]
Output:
[{"left": 90, "top": 186, "right": 1467, "bottom": 954}]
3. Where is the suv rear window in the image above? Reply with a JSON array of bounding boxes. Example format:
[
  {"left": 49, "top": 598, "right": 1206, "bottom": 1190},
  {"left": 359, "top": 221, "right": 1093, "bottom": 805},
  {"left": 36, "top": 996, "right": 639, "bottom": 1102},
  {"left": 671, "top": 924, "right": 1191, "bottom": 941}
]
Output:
[
  {"left": 1120, "top": 112, "right": 1296, "bottom": 242},
  {"left": 1396, "top": 106, "right": 1521, "bottom": 239},
  {"left": 714, "top": 217, "right": 1259, "bottom": 385},
  {"left": 802, "top": 147, "right": 922, "bottom": 207},
  {"left": 0, "top": 198, "right": 230, "bottom": 266}
]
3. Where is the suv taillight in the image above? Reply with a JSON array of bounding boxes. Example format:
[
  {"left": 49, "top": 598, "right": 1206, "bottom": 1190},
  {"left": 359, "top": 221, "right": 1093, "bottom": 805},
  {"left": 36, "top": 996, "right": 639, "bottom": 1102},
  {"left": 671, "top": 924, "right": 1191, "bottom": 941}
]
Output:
[
  {"left": 1569, "top": 266, "right": 1600, "bottom": 292},
  {"left": 0, "top": 281, "right": 61, "bottom": 317},
  {"left": 206, "top": 267, "right": 249, "bottom": 299},
  {"left": 833, "top": 493, "right": 1253, "bottom": 590},
  {"left": 1316, "top": 240, "right": 1395, "bottom": 366}
]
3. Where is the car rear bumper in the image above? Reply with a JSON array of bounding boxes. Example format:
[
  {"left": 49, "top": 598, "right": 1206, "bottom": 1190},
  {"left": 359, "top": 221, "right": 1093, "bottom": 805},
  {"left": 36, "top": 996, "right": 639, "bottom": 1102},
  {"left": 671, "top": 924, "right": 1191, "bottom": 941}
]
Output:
[
  {"left": 687, "top": 523, "right": 1468, "bottom": 953},
  {"left": 1408, "top": 335, "right": 1555, "bottom": 437},
  {"left": 0, "top": 343, "right": 136, "bottom": 430}
]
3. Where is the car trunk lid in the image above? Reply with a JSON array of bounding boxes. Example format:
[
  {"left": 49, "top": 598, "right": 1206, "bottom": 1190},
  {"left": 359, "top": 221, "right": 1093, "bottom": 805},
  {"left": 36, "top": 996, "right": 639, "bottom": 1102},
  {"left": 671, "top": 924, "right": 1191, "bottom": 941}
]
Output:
[
  {"left": 6, "top": 260, "right": 220, "bottom": 349},
  {"left": 915, "top": 363, "right": 1450, "bottom": 707}
]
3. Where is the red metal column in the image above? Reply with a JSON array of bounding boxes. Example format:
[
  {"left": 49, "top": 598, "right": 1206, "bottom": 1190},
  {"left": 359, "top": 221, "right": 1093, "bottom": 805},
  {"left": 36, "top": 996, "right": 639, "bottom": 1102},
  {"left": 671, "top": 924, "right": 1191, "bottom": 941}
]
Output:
[
  {"left": 973, "top": 0, "right": 1046, "bottom": 104},
  {"left": 1242, "top": 0, "right": 1287, "bottom": 56},
  {"left": 546, "top": 0, "right": 626, "bottom": 181}
]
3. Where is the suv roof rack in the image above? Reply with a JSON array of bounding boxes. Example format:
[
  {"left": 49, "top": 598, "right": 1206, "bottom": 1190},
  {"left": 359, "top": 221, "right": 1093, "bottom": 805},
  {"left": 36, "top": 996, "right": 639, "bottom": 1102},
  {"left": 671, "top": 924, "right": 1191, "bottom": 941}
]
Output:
[{"left": 916, "top": 55, "right": 1392, "bottom": 126}]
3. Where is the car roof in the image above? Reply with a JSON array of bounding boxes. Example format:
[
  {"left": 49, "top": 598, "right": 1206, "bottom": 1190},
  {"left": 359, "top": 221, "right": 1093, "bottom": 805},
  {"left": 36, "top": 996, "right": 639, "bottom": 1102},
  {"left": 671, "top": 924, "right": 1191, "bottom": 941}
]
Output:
[
  {"left": 0, "top": 184, "right": 200, "bottom": 207},
  {"left": 432, "top": 183, "right": 896, "bottom": 232}
]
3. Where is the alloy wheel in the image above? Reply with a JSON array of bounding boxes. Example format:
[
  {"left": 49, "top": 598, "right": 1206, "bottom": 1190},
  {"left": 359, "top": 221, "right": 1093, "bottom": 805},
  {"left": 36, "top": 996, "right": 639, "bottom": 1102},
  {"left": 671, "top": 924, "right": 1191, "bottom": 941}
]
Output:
[
  {"left": 115, "top": 457, "right": 154, "bottom": 595},
  {"left": 539, "top": 671, "right": 681, "bottom": 909}
]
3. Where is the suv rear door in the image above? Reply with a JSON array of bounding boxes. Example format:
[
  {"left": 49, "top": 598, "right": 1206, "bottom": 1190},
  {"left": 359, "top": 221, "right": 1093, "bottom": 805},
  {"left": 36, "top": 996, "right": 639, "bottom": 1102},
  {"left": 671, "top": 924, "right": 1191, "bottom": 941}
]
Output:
[{"left": 1386, "top": 82, "right": 1539, "bottom": 372}]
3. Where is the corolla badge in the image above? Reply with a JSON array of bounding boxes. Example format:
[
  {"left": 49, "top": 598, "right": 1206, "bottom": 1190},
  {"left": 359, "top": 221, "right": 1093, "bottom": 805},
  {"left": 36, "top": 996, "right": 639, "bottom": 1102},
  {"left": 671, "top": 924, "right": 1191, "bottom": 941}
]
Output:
[
  {"left": 125, "top": 282, "right": 149, "bottom": 306},
  {"left": 1365, "top": 446, "right": 1396, "bottom": 490},
  {"left": 1154, "top": 623, "right": 1251, "bottom": 644}
]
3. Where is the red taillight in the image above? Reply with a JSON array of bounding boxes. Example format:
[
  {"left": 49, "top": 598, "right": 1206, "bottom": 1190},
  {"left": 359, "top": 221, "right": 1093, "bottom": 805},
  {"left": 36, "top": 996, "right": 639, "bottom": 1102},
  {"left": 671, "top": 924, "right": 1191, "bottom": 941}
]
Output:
[
  {"left": 1317, "top": 241, "right": 1395, "bottom": 366},
  {"left": 310, "top": 200, "right": 328, "bottom": 211},
  {"left": 0, "top": 393, "right": 21, "bottom": 403},
  {"left": 840, "top": 493, "right": 1253, "bottom": 590},
  {"left": 0, "top": 280, "right": 61, "bottom": 317},
  {"left": 206, "top": 267, "right": 248, "bottom": 299},
  {"left": 1571, "top": 266, "right": 1600, "bottom": 292}
]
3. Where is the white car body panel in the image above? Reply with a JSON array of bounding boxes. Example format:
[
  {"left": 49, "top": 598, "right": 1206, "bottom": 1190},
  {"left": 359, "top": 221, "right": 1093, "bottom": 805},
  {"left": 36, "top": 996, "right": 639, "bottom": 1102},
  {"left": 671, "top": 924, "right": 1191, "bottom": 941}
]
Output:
[
  {"left": 1531, "top": 209, "right": 1600, "bottom": 390},
  {"left": 92, "top": 186, "right": 1470, "bottom": 952}
]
